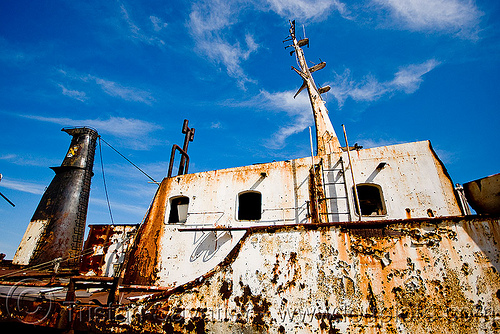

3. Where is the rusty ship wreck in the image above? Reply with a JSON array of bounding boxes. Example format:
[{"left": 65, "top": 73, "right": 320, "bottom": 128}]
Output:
[{"left": 1, "top": 21, "right": 500, "bottom": 334}]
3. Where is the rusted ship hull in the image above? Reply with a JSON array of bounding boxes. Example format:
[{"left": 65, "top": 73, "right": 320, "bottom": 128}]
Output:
[
  {"left": 2, "top": 21, "right": 499, "bottom": 334},
  {"left": 464, "top": 173, "right": 500, "bottom": 215},
  {"left": 1, "top": 215, "right": 500, "bottom": 333}
]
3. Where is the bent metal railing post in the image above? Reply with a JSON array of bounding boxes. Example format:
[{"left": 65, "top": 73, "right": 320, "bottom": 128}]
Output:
[
  {"left": 168, "top": 144, "right": 190, "bottom": 178},
  {"left": 167, "top": 119, "right": 195, "bottom": 178}
]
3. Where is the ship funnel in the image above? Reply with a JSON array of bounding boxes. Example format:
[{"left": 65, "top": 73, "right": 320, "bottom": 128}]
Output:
[{"left": 13, "top": 127, "right": 99, "bottom": 268}]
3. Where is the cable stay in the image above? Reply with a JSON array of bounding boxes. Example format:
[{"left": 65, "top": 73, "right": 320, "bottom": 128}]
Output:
[
  {"left": 0, "top": 174, "right": 15, "bottom": 207},
  {"left": 99, "top": 137, "right": 159, "bottom": 185},
  {"left": 96, "top": 136, "right": 159, "bottom": 226},
  {"left": 98, "top": 137, "right": 114, "bottom": 225}
]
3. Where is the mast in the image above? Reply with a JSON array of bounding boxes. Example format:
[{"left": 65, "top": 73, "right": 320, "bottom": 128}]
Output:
[{"left": 285, "top": 20, "right": 341, "bottom": 156}]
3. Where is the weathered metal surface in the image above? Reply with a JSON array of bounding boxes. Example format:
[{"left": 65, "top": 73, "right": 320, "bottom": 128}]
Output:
[
  {"left": 123, "top": 158, "right": 312, "bottom": 288},
  {"left": 10, "top": 220, "right": 48, "bottom": 265},
  {"left": 309, "top": 164, "right": 328, "bottom": 224},
  {"left": 12, "top": 127, "right": 98, "bottom": 267},
  {"left": 118, "top": 216, "right": 500, "bottom": 333},
  {"left": 79, "top": 224, "right": 138, "bottom": 277},
  {"left": 2, "top": 21, "right": 498, "bottom": 334},
  {"left": 121, "top": 140, "right": 463, "bottom": 291},
  {"left": 121, "top": 180, "right": 171, "bottom": 286},
  {"left": 2, "top": 216, "right": 499, "bottom": 333},
  {"left": 464, "top": 173, "right": 500, "bottom": 215},
  {"left": 338, "top": 140, "right": 462, "bottom": 221},
  {"left": 455, "top": 183, "right": 472, "bottom": 216},
  {"left": 1, "top": 135, "right": 471, "bottom": 333}
]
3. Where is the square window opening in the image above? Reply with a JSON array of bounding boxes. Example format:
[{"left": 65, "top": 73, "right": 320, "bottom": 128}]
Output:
[
  {"left": 238, "top": 192, "right": 262, "bottom": 221},
  {"left": 355, "top": 184, "right": 386, "bottom": 216},
  {"left": 168, "top": 196, "right": 189, "bottom": 224}
]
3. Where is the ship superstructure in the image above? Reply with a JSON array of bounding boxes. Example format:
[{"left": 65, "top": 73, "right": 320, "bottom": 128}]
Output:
[{"left": 0, "top": 21, "right": 499, "bottom": 334}]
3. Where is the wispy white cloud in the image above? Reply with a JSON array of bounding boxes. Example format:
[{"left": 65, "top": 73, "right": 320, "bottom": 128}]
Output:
[
  {"left": 188, "top": 0, "right": 259, "bottom": 88},
  {"left": 264, "top": 0, "right": 351, "bottom": 21},
  {"left": 328, "top": 59, "right": 440, "bottom": 107},
  {"left": 89, "top": 75, "right": 155, "bottom": 104},
  {"left": 210, "top": 121, "right": 223, "bottom": 129},
  {"left": 199, "top": 36, "right": 258, "bottom": 88},
  {"left": 355, "top": 137, "right": 405, "bottom": 149},
  {"left": 392, "top": 60, "right": 440, "bottom": 92},
  {"left": 0, "top": 154, "right": 58, "bottom": 167},
  {"left": 187, "top": 0, "right": 350, "bottom": 88},
  {"left": 150, "top": 15, "right": 168, "bottom": 32},
  {"left": 257, "top": 89, "right": 311, "bottom": 115},
  {"left": 96, "top": 161, "right": 166, "bottom": 182},
  {"left": 235, "top": 89, "right": 313, "bottom": 149},
  {"left": 0, "top": 178, "right": 45, "bottom": 195},
  {"left": 433, "top": 147, "right": 456, "bottom": 164},
  {"left": 22, "top": 115, "right": 162, "bottom": 150},
  {"left": 90, "top": 197, "right": 151, "bottom": 216},
  {"left": 221, "top": 56, "right": 438, "bottom": 148},
  {"left": 268, "top": 114, "right": 312, "bottom": 149},
  {"left": 58, "top": 84, "right": 88, "bottom": 102},
  {"left": 58, "top": 69, "right": 155, "bottom": 105},
  {"left": 261, "top": 90, "right": 313, "bottom": 149},
  {"left": 0, "top": 154, "right": 16, "bottom": 161},
  {"left": 373, "top": 0, "right": 483, "bottom": 39},
  {"left": 119, "top": 3, "right": 166, "bottom": 47}
]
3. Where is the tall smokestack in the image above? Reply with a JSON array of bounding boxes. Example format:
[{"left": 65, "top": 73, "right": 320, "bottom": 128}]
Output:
[{"left": 13, "top": 127, "right": 99, "bottom": 267}]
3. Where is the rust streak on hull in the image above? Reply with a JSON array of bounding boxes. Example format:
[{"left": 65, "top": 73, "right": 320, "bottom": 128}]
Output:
[{"left": 122, "top": 178, "right": 171, "bottom": 286}]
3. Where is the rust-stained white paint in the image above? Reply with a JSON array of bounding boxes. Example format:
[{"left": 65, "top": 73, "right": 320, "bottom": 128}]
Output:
[
  {"left": 163, "top": 158, "right": 312, "bottom": 228},
  {"left": 155, "top": 158, "right": 313, "bottom": 288},
  {"left": 12, "top": 219, "right": 48, "bottom": 265},
  {"left": 122, "top": 217, "right": 500, "bottom": 333},
  {"left": 156, "top": 228, "right": 246, "bottom": 288},
  {"left": 339, "top": 140, "right": 462, "bottom": 221},
  {"left": 1, "top": 140, "right": 495, "bottom": 334},
  {"left": 79, "top": 224, "right": 138, "bottom": 277},
  {"left": 141, "top": 140, "right": 462, "bottom": 291},
  {"left": 3, "top": 21, "right": 497, "bottom": 334}
]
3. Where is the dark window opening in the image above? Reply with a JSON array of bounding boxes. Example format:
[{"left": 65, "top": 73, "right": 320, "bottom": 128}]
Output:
[
  {"left": 238, "top": 192, "right": 262, "bottom": 221},
  {"left": 168, "top": 196, "right": 189, "bottom": 224},
  {"left": 355, "top": 184, "right": 386, "bottom": 216}
]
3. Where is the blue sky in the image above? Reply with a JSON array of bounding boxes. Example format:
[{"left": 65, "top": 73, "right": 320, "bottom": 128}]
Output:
[{"left": 0, "top": 0, "right": 499, "bottom": 258}]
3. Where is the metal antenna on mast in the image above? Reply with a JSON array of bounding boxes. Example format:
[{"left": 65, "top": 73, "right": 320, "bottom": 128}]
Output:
[{"left": 283, "top": 20, "right": 341, "bottom": 156}]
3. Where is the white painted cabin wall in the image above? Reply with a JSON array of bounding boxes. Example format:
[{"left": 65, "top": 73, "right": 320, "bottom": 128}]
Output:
[
  {"left": 156, "top": 158, "right": 314, "bottom": 288},
  {"left": 152, "top": 141, "right": 461, "bottom": 288},
  {"left": 342, "top": 141, "right": 461, "bottom": 220}
]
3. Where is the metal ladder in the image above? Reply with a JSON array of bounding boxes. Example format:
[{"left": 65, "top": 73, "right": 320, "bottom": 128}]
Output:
[{"left": 320, "top": 158, "right": 352, "bottom": 222}]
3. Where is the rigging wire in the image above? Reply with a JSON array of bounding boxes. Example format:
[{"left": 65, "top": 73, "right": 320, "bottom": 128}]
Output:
[
  {"left": 99, "top": 136, "right": 114, "bottom": 225},
  {"left": 0, "top": 139, "right": 155, "bottom": 279},
  {"left": 99, "top": 137, "right": 159, "bottom": 184},
  {"left": 0, "top": 137, "right": 156, "bottom": 279}
]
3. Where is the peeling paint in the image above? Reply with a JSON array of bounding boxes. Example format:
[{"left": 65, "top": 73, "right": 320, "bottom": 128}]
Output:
[{"left": 1, "top": 21, "right": 499, "bottom": 334}]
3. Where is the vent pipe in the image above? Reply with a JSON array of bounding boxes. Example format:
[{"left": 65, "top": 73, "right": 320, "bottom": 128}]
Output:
[{"left": 13, "top": 127, "right": 99, "bottom": 267}]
